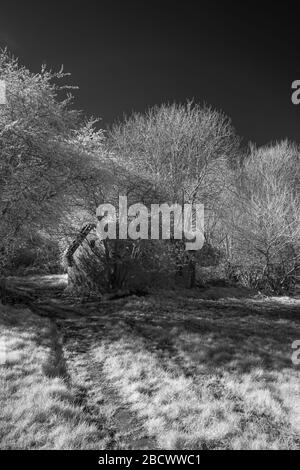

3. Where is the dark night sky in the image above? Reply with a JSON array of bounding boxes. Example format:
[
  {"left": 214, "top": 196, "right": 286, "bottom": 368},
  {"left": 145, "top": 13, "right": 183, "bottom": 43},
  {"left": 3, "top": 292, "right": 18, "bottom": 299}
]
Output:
[{"left": 0, "top": 1, "right": 300, "bottom": 145}]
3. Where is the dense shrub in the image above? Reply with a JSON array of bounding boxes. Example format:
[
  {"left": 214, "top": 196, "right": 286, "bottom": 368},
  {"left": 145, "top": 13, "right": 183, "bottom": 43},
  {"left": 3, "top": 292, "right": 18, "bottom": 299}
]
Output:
[
  {"left": 2, "top": 234, "right": 62, "bottom": 276},
  {"left": 67, "top": 236, "right": 182, "bottom": 296},
  {"left": 225, "top": 260, "right": 298, "bottom": 294}
]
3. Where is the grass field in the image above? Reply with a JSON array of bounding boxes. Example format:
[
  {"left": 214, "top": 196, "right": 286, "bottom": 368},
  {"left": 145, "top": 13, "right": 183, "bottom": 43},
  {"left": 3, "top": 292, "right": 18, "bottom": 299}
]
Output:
[{"left": 1, "top": 282, "right": 300, "bottom": 449}]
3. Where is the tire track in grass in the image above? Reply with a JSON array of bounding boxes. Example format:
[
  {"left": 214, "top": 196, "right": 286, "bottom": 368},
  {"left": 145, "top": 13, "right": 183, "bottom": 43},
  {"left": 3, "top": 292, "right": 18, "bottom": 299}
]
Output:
[{"left": 57, "top": 315, "right": 157, "bottom": 450}]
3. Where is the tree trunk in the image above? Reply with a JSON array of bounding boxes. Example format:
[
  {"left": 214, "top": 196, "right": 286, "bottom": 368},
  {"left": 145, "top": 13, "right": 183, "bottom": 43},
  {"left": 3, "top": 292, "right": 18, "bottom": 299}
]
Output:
[{"left": 64, "top": 223, "right": 96, "bottom": 268}]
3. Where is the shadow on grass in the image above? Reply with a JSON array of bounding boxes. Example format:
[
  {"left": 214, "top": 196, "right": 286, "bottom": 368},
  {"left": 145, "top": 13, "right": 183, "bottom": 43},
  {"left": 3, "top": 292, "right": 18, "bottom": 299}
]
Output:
[
  {"left": 114, "top": 295, "right": 300, "bottom": 376},
  {"left": 41, "top": 322, "right": 70, "bottom": 381}
]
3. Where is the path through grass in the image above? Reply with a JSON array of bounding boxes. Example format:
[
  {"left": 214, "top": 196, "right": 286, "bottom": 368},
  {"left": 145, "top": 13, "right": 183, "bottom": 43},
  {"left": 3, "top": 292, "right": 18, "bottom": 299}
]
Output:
[{"left": 1, "top": 284, "right": 300, "bottom": 449}]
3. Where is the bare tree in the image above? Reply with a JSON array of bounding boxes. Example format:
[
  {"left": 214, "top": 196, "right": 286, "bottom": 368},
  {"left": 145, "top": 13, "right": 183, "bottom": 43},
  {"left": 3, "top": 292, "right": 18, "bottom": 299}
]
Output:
[{"left": 225, "top": 141, "right": 300, "bottom": 292}]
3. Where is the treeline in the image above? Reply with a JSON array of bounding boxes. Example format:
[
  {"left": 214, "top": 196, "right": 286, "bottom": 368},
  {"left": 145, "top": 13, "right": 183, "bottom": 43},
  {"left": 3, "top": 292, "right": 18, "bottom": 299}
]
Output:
[{"left": 0, "top": 51, "right": 299, "bottom": 294}]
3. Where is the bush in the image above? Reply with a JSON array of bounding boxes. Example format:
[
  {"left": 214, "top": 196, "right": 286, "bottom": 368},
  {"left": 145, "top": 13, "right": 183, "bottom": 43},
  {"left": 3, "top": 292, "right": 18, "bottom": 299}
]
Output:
[
  {"left": 66, "top": 236, "right": 181, "bottom": 296},
  {"left": 2, "top": 234, "right": 62, "bottom": 276},
  {"left": 225, "top": 261, "right": 298, "bottom": 294}
]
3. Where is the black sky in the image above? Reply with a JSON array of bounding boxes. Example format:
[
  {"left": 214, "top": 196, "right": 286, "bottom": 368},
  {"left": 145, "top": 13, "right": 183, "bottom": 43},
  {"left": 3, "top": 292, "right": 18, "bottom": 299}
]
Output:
[{"left": 0, "top": 1, "right": 299, "bottom": 145}]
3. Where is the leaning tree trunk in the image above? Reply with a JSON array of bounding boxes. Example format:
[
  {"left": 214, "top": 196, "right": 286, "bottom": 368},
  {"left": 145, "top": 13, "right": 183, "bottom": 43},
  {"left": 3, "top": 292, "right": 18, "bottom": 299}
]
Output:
[
  {"left": 64, "top": 223, "right": 96, "bottom": 294},
  {"left": 65, "top": 223, "right": 96, "bottom": 268}
]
